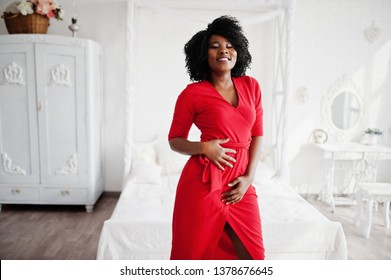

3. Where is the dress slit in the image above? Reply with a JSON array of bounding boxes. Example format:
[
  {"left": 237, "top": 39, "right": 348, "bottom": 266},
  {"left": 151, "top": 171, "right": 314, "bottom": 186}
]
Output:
[
  {"left": 211, "top": 222, "right": 238, "bottom": 259},
  {"left": 226, "top": 221, "right": 253, "bottom": 259}
]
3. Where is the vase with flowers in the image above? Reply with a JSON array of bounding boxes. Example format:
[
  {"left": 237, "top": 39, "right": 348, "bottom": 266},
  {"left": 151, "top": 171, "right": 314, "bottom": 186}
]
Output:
[
  {"left": 2, "top": 0, "right": 65, "bottom": 34},
  {"left": 364, "top": 128, "right": 383, "bottom": 146}
]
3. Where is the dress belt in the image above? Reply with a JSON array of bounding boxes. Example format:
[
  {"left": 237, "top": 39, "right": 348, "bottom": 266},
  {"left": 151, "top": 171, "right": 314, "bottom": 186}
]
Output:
[{"left": 199, "top": 141, "right": 250, "bottom": 193}]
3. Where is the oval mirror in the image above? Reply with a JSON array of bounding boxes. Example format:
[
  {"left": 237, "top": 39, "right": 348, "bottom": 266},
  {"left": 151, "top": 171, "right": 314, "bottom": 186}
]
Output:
[
  {"left": 331, "top": 91, "right": 361, "bottom": 130},
  {"left": 322, "top": 75, "right": 364, "bottom": 141}
]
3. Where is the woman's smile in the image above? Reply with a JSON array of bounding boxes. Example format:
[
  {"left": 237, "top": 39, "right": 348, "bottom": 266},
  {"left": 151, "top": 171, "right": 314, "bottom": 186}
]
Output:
[{"left": 217, "top": 56, "right": 231, "bottom": 62}]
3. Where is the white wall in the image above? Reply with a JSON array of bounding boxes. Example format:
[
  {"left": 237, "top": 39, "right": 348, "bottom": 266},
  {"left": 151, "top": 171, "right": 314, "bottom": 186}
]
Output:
[
  {"left": 289, "top": 0, "right": 391, "bottom": 193},
  {"left": 1, "top": 0, "right": 390, "bottom": 193}
]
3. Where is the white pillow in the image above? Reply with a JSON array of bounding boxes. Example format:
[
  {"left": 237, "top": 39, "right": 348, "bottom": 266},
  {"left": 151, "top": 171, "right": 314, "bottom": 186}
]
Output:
[
  {"left": 127, "top": 162, "right": 162, "bottom": 184},
  {"left": 131, "top": 139, "right": 158, "bottom": 164},
  {"left": 156, "top": 138, "right": 188, "bottom": 175}
]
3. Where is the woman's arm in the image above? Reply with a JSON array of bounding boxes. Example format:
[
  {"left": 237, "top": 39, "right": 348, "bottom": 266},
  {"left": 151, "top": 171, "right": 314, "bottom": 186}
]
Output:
[
  {"left": 243, "top": 136, "right": 263, "bottom": 182},
  {"left": 221, "top": 136, "right": 263, "bottom": 204},
  {"left": 169, "top": 137, "right": 237, "bottom": 170}
]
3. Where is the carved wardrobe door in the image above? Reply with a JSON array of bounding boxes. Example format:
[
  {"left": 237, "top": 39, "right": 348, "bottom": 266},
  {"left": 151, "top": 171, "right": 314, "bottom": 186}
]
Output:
[
  {"left": 0, "top": 44, "right": 40, "bottom": 186},
  {"left": 35, "top": 44, "right": 87, "bottom": 185}
]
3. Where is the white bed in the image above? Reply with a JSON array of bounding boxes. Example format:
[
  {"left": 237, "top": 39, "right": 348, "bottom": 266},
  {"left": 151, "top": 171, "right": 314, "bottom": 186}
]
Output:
[
  {"left": 97, "top": 139, "right": 347, "bottom": 260},
  {"left": 95, "top": 0, "right": 348, "bottom": 261}
]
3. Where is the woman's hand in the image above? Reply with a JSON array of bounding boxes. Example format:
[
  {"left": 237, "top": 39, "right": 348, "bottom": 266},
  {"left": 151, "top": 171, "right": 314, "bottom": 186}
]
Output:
[
  {"left": 221, "top": 175, "right": 252, "bottom": 205},
  {"left": 202, "top": 138, "right": 236, "bottom": 170},
  {"left": 169, "top": 137, "right": 236, "bottom": 170}
]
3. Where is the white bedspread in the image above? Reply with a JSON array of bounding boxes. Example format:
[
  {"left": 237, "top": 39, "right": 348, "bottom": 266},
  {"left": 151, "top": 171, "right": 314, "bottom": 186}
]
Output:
[{"left": 97, "top": 175, "right": 347, "bottom": 260}]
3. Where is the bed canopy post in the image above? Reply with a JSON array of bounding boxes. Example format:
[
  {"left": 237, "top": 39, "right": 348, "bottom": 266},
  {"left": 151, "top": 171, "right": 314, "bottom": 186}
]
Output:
[
  {"left": 124, "top": 0, "right": 137, "bottom": 185},
  {"left": 275, "top": 0, "right": 295, "bottom": 180}
]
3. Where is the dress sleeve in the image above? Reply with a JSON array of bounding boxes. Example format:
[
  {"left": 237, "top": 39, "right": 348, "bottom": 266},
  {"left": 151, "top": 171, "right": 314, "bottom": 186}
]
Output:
[
  {"left": 168, "top": 88, "right": 195, "bottom": 141},
  {"left": 251, "top": 78, "right": 264, "bottom": 137}
]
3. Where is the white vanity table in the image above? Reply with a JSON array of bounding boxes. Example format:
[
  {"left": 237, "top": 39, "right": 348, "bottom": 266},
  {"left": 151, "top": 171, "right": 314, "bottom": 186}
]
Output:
[
  {"left": 314, "top": 74, "right": 391, "bottom": 212},
  {"left": 314, "top": 142, "right": 391, "bottom": 212}
]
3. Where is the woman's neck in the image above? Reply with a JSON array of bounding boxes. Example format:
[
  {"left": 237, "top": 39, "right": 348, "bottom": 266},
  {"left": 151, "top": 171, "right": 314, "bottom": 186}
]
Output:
[{"left": 209, "top": 72, "right": 233, "bottom": 89}]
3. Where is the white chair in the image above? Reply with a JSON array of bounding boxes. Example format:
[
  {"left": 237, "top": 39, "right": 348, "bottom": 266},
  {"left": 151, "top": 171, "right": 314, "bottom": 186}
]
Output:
[{"left": 353, "top": 183, "right": 391, "bottom": 238}]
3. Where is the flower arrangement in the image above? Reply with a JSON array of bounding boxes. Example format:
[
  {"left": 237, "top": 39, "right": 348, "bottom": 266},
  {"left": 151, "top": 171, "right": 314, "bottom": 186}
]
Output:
[
  {"left": 364, "top": 128, "right": 383, "bottom": 135},
  {"left": 2, "top": 0, "right": 65, "bottom": 34},
  {"left": 5, "top": 0, "right": 65, "bottom": 20}
]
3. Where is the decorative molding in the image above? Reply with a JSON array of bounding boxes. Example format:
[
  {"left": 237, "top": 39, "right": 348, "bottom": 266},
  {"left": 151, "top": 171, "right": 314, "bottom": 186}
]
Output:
[
  {"left": 55, "top": 153, "right": 78, "bottom": 175},
  {"left": 70, "top": 39, "right": 85, "bottom": 47},
  {"left": 2, "top": 62, "right": 25, "bottom": 85},
  {"left": 49, "top": 64, "right": 72, "bottom": 87},
  {"left": 1, "top": 152, "right": 26, "bottom": 175},
  {"left": 22, "top": 35, "right": 46, "bottom": 43},
  {"left": 364, "top": 21, "right": 380, "bottom": 44},
  {"left": 296, "top": 86, "right": 309, "bottom": 103}
]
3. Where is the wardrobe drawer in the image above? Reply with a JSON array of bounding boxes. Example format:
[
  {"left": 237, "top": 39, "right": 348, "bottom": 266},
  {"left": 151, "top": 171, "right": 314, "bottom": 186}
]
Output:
[
  {"left": 42, "top": 187, "right": 88, "bottom": 204},
  {"left": 0, "top": 186, "right": 40, "bottom": 202}
]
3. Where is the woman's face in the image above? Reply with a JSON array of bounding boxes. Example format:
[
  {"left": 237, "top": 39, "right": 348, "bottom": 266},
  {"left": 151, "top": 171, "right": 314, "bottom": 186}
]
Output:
[{"left": 207, "top": 34, "right": 237, "bottom": 76}]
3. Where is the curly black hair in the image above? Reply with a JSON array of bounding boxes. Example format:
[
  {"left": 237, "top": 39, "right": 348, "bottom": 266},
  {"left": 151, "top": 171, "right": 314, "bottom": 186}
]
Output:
[{"left": 184, "top": 15, "right": 252, "bottom": 82}]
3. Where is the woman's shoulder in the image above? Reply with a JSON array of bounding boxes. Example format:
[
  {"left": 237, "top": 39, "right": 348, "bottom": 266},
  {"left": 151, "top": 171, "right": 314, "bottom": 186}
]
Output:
[
  {"left": 180, "top": 80, "right": 209, "bottom": 96},
  {"left": 234, "top": 76, "right": 261, "bottom": 97},
  {"left": 234, "top": 75, "right": 260, "bottom": 87},
  {"left": 185, "top": 80, "right": 209, "bottom": 90},
  {"left": 177, "top": 81, "right": 209, "bottom": 104}
]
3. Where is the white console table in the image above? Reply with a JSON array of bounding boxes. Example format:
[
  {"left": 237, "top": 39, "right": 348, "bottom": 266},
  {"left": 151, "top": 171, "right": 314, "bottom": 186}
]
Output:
[{"left": 313, "top": 142, "right": 391, "bottom": 212}]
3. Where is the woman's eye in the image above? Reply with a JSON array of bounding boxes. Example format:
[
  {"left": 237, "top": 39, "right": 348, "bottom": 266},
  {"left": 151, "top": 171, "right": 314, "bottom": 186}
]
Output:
[{"left": 208, "top": 42, "right": 234, "bottom": 49}]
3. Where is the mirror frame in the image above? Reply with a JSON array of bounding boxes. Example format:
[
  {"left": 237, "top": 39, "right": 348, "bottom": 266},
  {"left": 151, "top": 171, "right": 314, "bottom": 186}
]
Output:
[{"left": 322, "top": 74, "right": 364, "bottom": 142}]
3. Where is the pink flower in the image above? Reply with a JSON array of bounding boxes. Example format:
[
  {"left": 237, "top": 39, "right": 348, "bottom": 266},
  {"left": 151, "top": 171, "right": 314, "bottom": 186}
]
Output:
[
  {"left": 36, "top": 2, "right": 52, "bottom": 15},
  {"left": 46, "top": 10, "right": 55, "bottom": 18}
]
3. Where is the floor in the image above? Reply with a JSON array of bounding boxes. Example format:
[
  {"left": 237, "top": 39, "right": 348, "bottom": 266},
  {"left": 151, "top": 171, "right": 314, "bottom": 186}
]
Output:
[
  {"left": 0, "top": 192, "right": 118, "bottom": 260},
  {"left": 305, "top": 197, "right": 391, "bottom": 260},
  {"left": 0, "top": 192, "right": 390, "bottom": 260}
]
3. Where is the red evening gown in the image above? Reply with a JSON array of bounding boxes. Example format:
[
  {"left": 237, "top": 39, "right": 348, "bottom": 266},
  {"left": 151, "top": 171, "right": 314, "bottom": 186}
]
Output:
[{"left": 168, "top": 76, "right": 265, "bottom": 260}]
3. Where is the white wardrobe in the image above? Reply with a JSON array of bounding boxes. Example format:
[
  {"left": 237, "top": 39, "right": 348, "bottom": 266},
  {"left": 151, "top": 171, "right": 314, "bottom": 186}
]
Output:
[{"left": 0, "top": 35, "right": 103, "bottom": 212}]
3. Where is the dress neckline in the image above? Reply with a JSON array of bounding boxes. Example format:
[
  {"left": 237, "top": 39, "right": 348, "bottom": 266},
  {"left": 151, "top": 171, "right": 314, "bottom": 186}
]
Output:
[{"left": 205, "top": 77, "right": 240, "bottom": 109}]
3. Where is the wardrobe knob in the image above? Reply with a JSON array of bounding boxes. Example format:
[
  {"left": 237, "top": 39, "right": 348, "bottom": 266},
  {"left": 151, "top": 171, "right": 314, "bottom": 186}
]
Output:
[
  {"left": 61, "top": 190, "right": 70, "bottom": 196},
  {"left": 11, "top": 188, "right": 21, "bottom": 194}
]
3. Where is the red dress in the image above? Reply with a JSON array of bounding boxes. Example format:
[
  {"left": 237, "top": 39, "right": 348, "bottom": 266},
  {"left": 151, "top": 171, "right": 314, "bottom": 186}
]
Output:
[{"left": 168, "top": 76, "right": 265, "bottom": 260}]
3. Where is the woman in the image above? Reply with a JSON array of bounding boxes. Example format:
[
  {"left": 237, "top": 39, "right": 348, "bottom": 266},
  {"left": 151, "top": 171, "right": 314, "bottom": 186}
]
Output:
[{"left": 168, "top": 15, "right": 265, "bottom": 260}]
